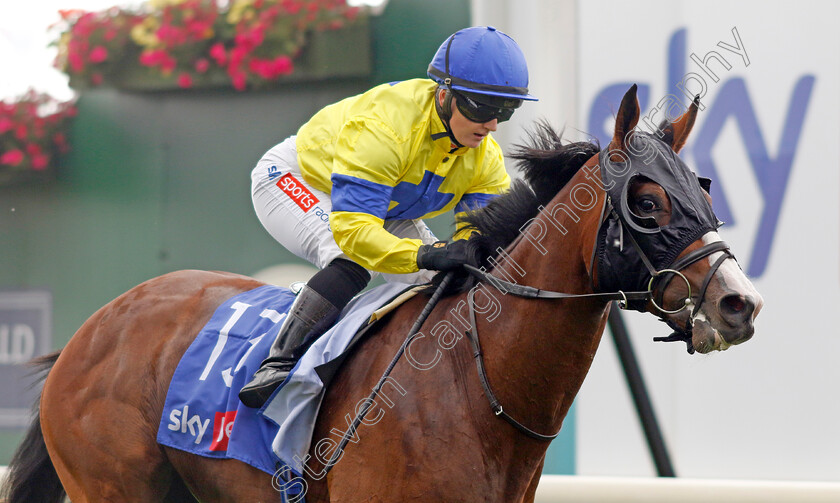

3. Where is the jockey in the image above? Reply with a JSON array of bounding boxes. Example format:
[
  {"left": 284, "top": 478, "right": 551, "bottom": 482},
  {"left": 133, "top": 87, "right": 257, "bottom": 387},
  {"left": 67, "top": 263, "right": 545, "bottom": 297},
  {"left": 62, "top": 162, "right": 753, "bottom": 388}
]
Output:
[{"left": 239, "top": 26, "right": 537, "bottom": 408}]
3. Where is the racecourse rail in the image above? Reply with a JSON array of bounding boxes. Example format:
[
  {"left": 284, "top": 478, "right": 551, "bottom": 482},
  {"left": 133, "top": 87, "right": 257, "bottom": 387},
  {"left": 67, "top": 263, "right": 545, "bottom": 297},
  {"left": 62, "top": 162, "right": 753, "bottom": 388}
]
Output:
[{"left": 3, "top": 467, "right": 840, "bottom": 501}]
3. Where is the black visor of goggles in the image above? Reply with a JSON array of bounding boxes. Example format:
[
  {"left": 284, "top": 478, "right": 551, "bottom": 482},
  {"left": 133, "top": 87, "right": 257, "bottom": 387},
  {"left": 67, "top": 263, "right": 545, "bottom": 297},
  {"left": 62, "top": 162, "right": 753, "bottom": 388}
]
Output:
[{"left": 452, "top": 90, "right": 523, "bottom": 123}]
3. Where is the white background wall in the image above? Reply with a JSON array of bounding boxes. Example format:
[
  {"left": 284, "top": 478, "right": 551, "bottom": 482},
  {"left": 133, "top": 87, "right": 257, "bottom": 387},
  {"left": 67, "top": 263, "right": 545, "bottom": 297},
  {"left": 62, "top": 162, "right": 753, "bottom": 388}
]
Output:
[{"left": 473, "top": 0, "right": 840, "bottom": 482}]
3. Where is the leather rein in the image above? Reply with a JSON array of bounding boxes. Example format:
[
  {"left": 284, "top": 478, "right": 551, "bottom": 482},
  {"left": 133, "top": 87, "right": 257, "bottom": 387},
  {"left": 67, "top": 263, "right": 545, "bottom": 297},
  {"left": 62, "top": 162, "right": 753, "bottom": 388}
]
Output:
[{"left": 460, "top": 197, "right": 734, "bottom": 441}]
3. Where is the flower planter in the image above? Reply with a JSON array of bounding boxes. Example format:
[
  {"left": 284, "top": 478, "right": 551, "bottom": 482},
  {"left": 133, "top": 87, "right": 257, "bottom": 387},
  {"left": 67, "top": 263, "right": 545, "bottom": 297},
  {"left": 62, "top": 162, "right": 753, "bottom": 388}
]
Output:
[{"left": 70, "top": 19, "right": 371, "bottom": 93}]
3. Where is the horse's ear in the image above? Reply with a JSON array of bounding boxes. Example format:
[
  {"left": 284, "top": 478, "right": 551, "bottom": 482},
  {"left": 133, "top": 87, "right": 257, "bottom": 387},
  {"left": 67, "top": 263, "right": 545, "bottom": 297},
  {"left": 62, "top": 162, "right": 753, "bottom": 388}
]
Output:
[
  {"left": 659, "top": 95, "right": 700, "bottom": 153},
  {"left": 611, "top": 84, "right": 640, "bottom": 160}
]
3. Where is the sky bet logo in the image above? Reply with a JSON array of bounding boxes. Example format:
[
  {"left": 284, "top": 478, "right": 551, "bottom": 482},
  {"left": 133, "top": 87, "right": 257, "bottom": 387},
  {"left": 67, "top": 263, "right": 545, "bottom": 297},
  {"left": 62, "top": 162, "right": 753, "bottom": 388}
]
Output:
[
  {"left": 167, "top": 405, "right": 210, "bottom": 445},
  {"left": 587, "top": 28, "right": 815, "bottom": 277}
]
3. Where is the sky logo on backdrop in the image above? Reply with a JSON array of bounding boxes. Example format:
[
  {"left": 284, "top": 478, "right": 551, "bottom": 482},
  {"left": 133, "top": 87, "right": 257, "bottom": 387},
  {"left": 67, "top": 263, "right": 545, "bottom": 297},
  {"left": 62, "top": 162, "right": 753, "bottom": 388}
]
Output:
[{"left": 587, "top": 28, "right": 815, "bottom": 277}]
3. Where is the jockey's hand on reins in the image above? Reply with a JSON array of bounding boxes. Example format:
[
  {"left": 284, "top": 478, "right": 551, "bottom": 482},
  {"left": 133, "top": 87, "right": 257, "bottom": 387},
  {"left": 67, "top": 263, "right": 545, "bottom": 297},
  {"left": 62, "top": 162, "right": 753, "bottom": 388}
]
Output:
[{"left": 417, "top": 240, "right": 472, "bottom": 271}]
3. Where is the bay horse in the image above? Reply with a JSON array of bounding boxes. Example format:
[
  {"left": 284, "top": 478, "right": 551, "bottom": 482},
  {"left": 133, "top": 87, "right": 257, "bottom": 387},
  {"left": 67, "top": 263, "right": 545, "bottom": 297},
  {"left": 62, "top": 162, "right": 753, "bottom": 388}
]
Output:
[{"left": 3, "top": 85, "right": 762, "bottom": 502}]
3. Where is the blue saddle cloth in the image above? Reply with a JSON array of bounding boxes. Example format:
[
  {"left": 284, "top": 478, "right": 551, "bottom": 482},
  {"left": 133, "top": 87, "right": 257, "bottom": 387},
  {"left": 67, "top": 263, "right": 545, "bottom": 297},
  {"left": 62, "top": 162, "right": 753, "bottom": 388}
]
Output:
[{"left": 156, "top": 282, "right": 413, "bottom": 499}]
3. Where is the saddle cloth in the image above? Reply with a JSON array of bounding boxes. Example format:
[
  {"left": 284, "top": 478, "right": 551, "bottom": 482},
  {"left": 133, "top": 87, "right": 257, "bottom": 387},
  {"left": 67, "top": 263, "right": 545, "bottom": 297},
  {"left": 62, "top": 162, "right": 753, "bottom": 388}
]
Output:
[{"left": 156, "top": 281, "right": 418, "bottom": 490}]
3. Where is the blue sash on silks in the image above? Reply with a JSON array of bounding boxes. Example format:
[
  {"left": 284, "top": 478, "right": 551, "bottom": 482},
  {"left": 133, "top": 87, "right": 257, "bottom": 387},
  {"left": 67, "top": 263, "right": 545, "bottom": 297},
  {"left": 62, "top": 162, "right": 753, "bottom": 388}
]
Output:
[{"left": 156, "top": 281, "right": 413, "bottom": 501}]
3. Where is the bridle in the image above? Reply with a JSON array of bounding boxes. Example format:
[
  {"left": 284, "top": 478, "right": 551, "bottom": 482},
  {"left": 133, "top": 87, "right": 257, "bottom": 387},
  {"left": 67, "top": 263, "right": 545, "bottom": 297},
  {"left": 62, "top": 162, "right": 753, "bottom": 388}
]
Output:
[{"left": 460, "top": 190, "right": 737, "bottom": 441}]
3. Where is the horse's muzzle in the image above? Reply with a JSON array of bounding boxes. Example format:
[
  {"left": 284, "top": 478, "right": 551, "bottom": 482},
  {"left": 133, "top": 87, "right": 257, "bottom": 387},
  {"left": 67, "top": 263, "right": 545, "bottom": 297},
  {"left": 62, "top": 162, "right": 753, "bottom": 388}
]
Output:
[{"left": 716, "top": 290, "right": 763, "bottom": 346}]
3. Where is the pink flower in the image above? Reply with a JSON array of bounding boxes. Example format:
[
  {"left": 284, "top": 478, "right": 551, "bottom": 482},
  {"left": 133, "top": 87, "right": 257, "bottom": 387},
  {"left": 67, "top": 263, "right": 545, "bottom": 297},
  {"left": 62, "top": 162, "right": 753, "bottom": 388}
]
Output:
[
  {"left": 282, "top": 0, "right": 302, "bottom": 15},
  {"left": 14, "top": 124, "right": 28, "bottom": 140},
  {"left": 194, "top": 58, "right": 210, "bottom": 73},
  {"left": 274, "top": 55, "right": 293, "bottom": 75},
  {"left": 25, "top": 143, "right": 42, "bottom": 156},
  {"left": 140, "top": 49, "right": 166, "bottom": 67},
  {"left": 160, "top": 54, "right": 177, "bottom": 74},
  {"left": 53, "top": 132, "right": 69, "bottom": 153},
  {"left": 0, "top": 150, "right": 24, "bottom": 166},
  {"left": 230, "top": 71, "right": 247, "bottom": 91},
  {"left": 177, "top": 73, "right": 193, "bottom": 88},
  {"left": 0, "top": 117, "right": 12, "bottom": 134},
  {"left": 228, "top": 46, "right": 248, "bottom": 71},
  {"left": 89, "top": 45, "right": 108, "bottom": 63},
  {"left": 209, "top": 43, "right": 227, "bottom": 65},
  {"left": 31, "top": 154, "right": 49, "bottom": 171},
  {"left": 344, "top": 7, "right": 360, "bottom": 21},
  {"left": 68, "top": 51, "right": 85, "bottom": 73}
]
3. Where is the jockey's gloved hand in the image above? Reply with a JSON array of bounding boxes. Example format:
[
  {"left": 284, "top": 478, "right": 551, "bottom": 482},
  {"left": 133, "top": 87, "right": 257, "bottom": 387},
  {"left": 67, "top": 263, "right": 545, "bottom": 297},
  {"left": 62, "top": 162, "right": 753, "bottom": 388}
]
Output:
[{"left": 416, "top": 240, "right": 472, "bottom": 271}]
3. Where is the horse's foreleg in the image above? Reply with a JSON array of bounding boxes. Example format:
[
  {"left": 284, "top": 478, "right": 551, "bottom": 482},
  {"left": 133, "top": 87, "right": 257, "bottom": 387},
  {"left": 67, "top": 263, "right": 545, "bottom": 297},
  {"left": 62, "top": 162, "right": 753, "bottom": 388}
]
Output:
[
  {"left": 167, "top": 450, "right": 285, "bottom": 502},
  {"left": 519, "top": 458, "right": 546, "bottom": 503}
]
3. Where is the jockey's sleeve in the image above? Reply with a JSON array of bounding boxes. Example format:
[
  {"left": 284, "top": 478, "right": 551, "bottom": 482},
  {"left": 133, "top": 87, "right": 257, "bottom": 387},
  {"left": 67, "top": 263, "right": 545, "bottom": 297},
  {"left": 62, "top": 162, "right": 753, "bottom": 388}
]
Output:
[
  {"left": 330, "top": 211, "right": 424, "bottom": 273},
  {"left": 329, "top": 116, "right": 424, "bottom": 273}
]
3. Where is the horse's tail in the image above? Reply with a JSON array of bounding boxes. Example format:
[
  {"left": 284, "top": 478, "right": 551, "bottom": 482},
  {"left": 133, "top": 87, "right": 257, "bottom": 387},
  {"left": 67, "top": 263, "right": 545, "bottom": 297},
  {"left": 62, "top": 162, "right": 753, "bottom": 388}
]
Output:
[{"left": 1, "top": 351, "right": 66, "bottom": 503}]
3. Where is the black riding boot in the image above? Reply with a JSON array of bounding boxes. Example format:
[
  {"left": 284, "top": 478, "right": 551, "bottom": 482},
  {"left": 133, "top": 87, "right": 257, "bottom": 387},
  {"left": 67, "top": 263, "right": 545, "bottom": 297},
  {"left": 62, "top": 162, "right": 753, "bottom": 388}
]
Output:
[{"left": 238, "top": 285, "right": 340, "bottom": 408}]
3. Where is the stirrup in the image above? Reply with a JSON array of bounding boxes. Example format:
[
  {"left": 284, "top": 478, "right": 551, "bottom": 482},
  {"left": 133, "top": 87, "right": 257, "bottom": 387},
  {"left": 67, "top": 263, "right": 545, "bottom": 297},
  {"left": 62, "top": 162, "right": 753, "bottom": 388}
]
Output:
[{"left": 238, "top": 362, "right": 294, "bottom": 408}]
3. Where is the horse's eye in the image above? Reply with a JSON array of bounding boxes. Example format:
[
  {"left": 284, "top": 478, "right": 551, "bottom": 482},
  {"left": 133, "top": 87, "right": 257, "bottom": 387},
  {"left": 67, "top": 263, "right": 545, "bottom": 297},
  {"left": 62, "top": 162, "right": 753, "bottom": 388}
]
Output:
[{"left": 637, "top": 198, "right": 659, "bottom": 213}]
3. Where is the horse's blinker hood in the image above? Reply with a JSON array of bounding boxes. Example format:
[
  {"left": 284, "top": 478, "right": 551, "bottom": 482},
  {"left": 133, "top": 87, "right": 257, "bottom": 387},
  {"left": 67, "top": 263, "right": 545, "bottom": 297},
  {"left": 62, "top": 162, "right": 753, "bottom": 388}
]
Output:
[{"left": 595, "top": 133, "right": 721, "bottom": 309}]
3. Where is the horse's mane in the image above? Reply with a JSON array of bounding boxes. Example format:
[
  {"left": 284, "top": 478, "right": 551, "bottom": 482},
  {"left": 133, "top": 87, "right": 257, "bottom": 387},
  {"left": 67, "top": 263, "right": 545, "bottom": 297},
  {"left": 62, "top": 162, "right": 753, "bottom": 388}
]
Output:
[
  {"left": 430, "top": 121, "right": 599, "bottom": 293},
  {"left": 459, "top": 120, "right": 600, "bottom": 266}
]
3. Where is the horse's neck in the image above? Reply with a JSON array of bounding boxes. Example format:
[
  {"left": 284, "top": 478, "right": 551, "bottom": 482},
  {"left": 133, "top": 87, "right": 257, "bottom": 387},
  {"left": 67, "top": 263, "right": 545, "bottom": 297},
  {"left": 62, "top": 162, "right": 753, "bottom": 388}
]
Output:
[{"left": 475, "top": 167, "right": 610, "bottom": 442}]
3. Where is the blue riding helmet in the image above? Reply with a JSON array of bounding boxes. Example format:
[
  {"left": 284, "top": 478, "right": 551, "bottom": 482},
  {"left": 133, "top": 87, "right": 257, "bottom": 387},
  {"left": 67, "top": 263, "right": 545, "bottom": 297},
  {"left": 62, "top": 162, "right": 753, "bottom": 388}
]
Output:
[{"left": 428, "top": 26, "right": 538, "bottom": 105}]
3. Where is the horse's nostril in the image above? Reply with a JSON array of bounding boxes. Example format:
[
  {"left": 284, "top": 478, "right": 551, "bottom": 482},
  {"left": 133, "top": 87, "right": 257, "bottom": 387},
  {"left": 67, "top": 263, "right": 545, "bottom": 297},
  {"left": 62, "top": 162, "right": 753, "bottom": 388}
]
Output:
[
  {"left": 723, "top": 295, "right": 745, "bottom": 313},
  {"left": 719, "top": 293, "right": 755, "bottom": 327}
]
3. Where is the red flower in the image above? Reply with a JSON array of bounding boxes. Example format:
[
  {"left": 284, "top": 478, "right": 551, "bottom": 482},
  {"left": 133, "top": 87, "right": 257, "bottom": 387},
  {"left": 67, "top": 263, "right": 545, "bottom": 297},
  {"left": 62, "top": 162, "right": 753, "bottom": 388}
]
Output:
[
  {"left": 344, "top": 7, "right": 360, "bottom": 21},
  {"left": 89, "top": 45, "right": 108, "bottom": 63},
  {"left": 160, "top": 54, "right": 178, "bottom": 74},
  {"left": 25, "top": 143, "right": 42, "bottom": 156},
  {"left": 195, "top": 58, "right": 210, "bottom": 73},
  {"left": 177, "top": 73, "right": 194, "bottom": 88},
  {"left": 234, "top": 28, "right": 264, "bottom": 52},
  {"left": 53, "top": 132, "right": 70, "bottom": 153},
  {"left": 0, "top": 150, "right": 24, "bottom": 166},
  {"left": 68, "top": 50, "right": 86, "bottom": 73},
  {"left": 274, "top": 55, "right": 293, "bottom": 75},
  {"left": 14, "top": 124, "right": 28, "bottom": 140},
  {"left": 230, "top": 71, "right": 247, "bottom": 91},
  {"left": 209, "top": 43, "right": 227, "bottom": 65},
  {"left": 31, "top": 154, "right": 49, "bottom": 171},
  {"left": 140, "top": 49, "right": 167, "bottom": 66},
  {"left": 0, "top": 117, "right": 12, "bottom": 134}
]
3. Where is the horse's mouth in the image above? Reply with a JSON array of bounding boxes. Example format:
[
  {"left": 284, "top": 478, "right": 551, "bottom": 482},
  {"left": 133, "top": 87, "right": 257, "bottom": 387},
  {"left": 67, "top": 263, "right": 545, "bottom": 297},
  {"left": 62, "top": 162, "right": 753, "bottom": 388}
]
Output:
[{"left": 691, "top": 318, "right": 754, "bottom": 354}]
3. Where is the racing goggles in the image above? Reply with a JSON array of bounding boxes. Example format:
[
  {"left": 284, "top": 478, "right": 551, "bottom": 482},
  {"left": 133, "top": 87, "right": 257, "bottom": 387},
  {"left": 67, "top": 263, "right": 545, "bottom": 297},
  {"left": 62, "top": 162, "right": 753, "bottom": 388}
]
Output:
[{"left": 452, "top": 91, "right": 523, "bottom": 123}]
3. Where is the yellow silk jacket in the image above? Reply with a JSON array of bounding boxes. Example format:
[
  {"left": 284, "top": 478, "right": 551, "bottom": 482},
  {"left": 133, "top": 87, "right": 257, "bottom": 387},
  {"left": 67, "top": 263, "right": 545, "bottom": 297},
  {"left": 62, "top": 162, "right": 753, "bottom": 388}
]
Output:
[{"left": 295, "top": 79, "right": 510, "bottom": 274}]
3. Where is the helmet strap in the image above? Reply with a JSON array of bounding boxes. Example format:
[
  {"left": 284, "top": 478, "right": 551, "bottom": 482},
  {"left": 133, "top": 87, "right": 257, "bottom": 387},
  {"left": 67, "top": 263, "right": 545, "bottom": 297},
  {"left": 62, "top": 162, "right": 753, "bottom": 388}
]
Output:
[{"left": 434, "top": 87, "right": 464, "bottom": 150}]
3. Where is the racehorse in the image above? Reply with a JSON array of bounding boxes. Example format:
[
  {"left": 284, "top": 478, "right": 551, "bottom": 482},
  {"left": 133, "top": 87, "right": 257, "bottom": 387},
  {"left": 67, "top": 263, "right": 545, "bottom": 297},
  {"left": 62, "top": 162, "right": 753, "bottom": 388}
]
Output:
[{"left": 3, "top": 85, "right": 762, "bottom": 502}]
